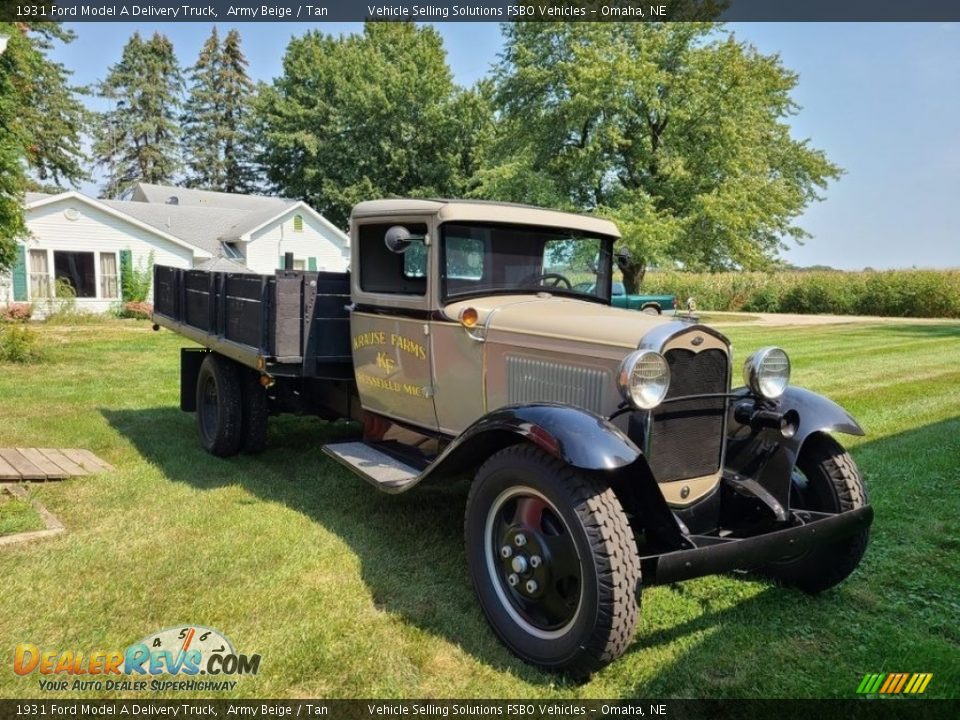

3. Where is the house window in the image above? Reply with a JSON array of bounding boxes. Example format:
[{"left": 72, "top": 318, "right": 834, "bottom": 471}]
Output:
[
  {"left": 293, "top": 259, "right": 306, "bottom": 271},
  {"left": 54, "top": 251, "right": 96, "bottom": 298},
  {"left": 293, "top": 215, "right": 304, "bottom": 233},
  {"left": 29, "top": 250, "right": 51, "bottom": 298},
  {"left": 100, "top": 253, "right": 119, "bottom": 299}
]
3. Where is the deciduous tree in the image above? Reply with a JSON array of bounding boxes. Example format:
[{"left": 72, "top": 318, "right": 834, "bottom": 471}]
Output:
[
  {"left": 0, "top": 21, "right": 88, "bottom": 271},
  {"left": 254, "top": 22, "right": 491, "bottom": 227},
  {"left": 478, "top": 23, "right": 842, "bottom": 290}
]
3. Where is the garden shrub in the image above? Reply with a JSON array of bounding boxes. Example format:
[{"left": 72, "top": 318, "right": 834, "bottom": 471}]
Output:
[
  {"left": 0, "top": 303, "right": 32, "bottom": 323},
  {"left": 122, "top": 250, "right": 154, "bottom": 303},
  {"left": 119, "top": 301, "right": 153, "bottom": 319},
  {"left": 0, "top": 325, "right": 45, "bottom": 364}
]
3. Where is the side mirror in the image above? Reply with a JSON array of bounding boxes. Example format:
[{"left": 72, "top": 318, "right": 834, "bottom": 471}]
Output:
[
  {"left": 384, "top": 226, "right": 424, "bottom": 254},
  {"left": 615, "top": 248, "right": 631, "bottom": 271}
]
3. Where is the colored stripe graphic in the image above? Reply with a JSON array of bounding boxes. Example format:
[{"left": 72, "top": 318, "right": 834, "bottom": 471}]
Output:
[
  {"left": 879, "top": 674, "right": 896, "bottom": 693},
  {"left": 858, "top": 673, "right": 932, "bottom": 694}
]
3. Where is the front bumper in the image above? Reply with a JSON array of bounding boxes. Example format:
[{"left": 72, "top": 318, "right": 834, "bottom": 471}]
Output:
[{"left": 643, "top": 505, "right": 874, "bottom": 585}]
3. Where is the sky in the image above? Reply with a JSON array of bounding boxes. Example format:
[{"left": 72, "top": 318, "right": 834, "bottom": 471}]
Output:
[{"left": 50, "top": 22, "right": 960, "bottom": 270}]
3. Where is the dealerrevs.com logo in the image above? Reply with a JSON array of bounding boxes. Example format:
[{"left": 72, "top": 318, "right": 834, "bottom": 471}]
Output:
[{"left": 14, "top": 625, "right": 261, "bottom": 692}]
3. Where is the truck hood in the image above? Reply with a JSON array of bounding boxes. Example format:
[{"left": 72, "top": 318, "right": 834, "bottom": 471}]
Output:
[{"left": 444, "top": 294, "right": 669, "bottom": 351}]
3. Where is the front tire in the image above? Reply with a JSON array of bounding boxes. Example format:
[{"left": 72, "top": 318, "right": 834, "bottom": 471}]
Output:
[
  {"left": 759, "top": 434, "right": 870, "bottom": 593},
  {"left": 464, "top": 445, "right": 641, "bottom": 676}
]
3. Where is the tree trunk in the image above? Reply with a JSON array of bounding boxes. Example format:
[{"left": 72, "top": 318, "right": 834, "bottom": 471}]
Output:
[{"left": 620, "top": 259, "right": 647, "bottom": 294}]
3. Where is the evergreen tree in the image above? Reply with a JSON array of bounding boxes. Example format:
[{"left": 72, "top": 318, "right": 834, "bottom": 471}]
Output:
[
  {"left": 181, "top": 28, "right": 259, "bottom": 193},
  {"left": 93, "top": 32, "right": 183, "bottom": 199},
  {"left": 1, "top": 22, "right": 88, "bottom": 271},
  {"left": 181, "top": 27, "right": 222, "bottom": 190}
]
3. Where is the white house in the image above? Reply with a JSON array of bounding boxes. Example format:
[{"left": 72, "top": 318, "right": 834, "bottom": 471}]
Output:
[{"left": 1, "top": 183, "right": 350, "bottom": 313}]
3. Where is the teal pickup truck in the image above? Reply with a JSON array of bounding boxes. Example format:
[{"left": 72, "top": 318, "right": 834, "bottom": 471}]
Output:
[{"left": 576, "top": 281, "right": 677, "bottom": 315}]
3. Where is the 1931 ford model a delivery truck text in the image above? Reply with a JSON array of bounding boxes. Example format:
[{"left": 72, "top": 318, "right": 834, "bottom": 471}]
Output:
[{"left": 153, "top": 199, "right": 873, "bottom": 676}]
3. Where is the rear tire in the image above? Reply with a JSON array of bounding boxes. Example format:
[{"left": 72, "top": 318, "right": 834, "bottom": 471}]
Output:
[
  {"left": 464, "top": 445, "right": 641, "bottom": 677},
  {"left": 641, "top": 305, "right": 661, "bottom": 315},
  {"left": 240, "top": 369, "right": 269, "bottom": 454},
  {"left": 759, "top": 434, "right": 870, "bottom": 593},
  {"left": 196, "top": 354, "right": 243, "bottom": 458}
]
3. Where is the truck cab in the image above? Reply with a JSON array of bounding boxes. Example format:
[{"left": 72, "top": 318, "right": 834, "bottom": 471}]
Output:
[{"left": 348, "top": 199, "right": 638, "bottom": 436}]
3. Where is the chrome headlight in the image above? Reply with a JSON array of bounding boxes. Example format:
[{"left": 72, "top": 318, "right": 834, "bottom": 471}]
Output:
[
  {"left": 743, "top": 347, "right": 791, "bottom": 400},
  {"left": 618, "top": 350, "right": 670, "bottom": 410}
]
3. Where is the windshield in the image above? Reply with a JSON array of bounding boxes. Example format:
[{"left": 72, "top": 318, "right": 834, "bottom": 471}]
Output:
[{"left": 441, "top": 223, "right": 614, "bottom": 302}]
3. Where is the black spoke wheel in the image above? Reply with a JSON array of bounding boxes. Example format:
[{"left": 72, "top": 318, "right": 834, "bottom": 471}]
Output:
[
  {"left": 465, "top": 445, "right": 641, "bottom": 677},
  {"left": 195, "top": 354, "right": 243, "bottom": 458},
  {"left": 758, "top": 434, "right": 870, "bottom": 593},
  {"left": 487, "top": 487, "right": 583, "bottom": 634}
]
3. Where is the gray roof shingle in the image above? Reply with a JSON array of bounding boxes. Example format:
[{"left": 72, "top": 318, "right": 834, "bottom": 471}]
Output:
[
  {"left": 100, "top": 200, "right": 247, "bottom": 255},
  {"left": 131, "top": 183, "right": 294, "bottom": 212}
]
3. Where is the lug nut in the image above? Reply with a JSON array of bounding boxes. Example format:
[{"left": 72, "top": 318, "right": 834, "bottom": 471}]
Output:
[
  {"left": 507, "top": 573, "right": 519, "bottom": 587},
  {"left": 500, "top": 545, "right": 512, "bottom": 559},
  {"left": 525, "top": 580, "right": 538, "bottom": 594},
  {"left": 514, "top": 534, "right": 527, "bottom": 547},
  {"left": 529, "top": 555, "right": 541, "bottom": 568}
]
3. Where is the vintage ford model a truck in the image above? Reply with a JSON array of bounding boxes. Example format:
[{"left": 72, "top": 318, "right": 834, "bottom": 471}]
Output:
[{"left": 153, "top": 199, "right": 873, "bottom": 676}]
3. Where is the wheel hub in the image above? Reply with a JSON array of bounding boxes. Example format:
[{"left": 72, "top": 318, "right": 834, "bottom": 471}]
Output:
[
  {"left": 484, "top": 486, "right": 584, "bottom": 636},
  {"left": 499, "top": 526, "right": 550, "bottom": 599}
]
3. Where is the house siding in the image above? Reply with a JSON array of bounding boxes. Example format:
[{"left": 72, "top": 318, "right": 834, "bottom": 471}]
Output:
[
  {"left": 6, "top": 198, "right": 195, "bottom": 313},
  {"left": 245, "top": 210, "right": 349, "bottom": 275}
]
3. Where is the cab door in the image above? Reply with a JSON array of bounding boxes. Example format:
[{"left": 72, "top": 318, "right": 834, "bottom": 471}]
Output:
[{"left": 349, "top": 219, "right": 438, "bottom": 430}]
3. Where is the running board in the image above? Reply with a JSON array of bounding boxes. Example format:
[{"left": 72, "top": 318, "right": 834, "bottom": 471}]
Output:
[{"left": 323, "top": 441, "right": 420, "bottom": 494}]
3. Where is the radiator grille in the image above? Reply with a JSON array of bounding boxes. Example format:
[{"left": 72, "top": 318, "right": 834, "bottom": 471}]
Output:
[
  {"left": 647, "top": 347, "right": 728, "bottom": 483},
  {"left": 506, "top": 355, "right": 608, "bottom": 414}
]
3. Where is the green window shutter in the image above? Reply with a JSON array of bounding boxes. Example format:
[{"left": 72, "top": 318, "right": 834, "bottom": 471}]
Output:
[
  {"left": 308, "top": 257, "right": 317, "bottom": 271},
  {"left": 278, "top": 255, "right": 284, "bottom": 270},
  {"left": 119, "top": 249, "right": 133, "bottom": 301},
  {"left": 11, "top": 245, "right": 27, "bottom": 301}
]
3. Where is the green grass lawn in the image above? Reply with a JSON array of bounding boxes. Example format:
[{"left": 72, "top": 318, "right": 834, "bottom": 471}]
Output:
[
  {"left": 0, "top": 492, "right": 43, "bottom": 537},
  {"left": 0, "top": 318, "right": 957, "bottom": 699}
]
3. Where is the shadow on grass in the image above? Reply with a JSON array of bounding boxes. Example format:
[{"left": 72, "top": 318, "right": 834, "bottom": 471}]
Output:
[{"left": 102, "top": 406, "right": 958, "bottom": 694}]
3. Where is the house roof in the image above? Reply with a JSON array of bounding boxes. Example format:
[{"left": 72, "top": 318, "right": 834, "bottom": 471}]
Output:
[
  {"left": 25, "top": 191, "right": 213, "bottom": 258},
  {"left": 24, "top": 184, "right": 349, "bottom": 259},
  {"left": 128, "top": 183, "right": 348, "bottom": 249},
  {"left": 131, "top": 182, "right": 294, "bottom": 212},
  {"left": 194, "top": 256, "right": 257, "bottom": 274},
  {"left": 100, "top": 199, "right": 248, "bottom": 256}
]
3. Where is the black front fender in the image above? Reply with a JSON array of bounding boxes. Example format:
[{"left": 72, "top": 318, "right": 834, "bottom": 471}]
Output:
[
  {"left": 424, "top": 403, "right": 642, "bottom": 481},
  {"left": 724, "top": 386, "right": 864, "bottom": 509},
  {"left": 421, "top": 404, "right": 686, "bottom": 551}
]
